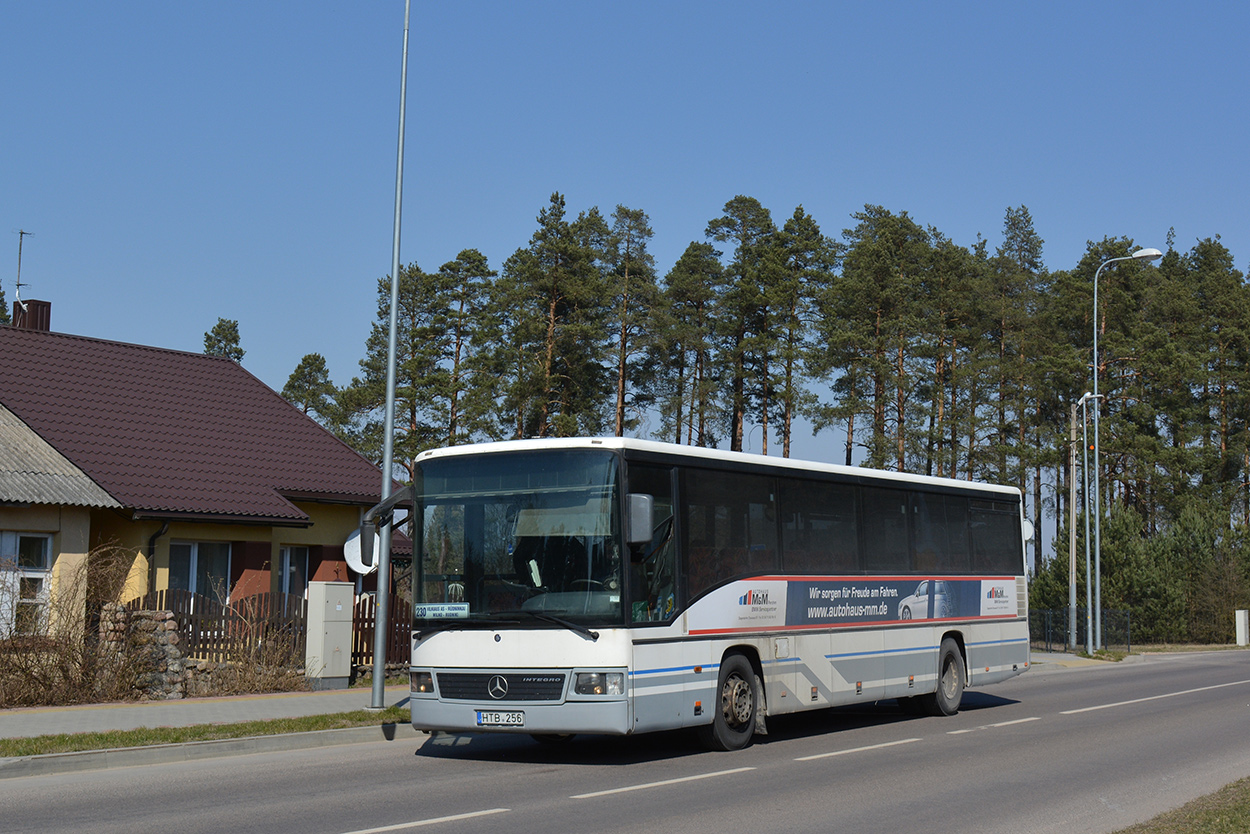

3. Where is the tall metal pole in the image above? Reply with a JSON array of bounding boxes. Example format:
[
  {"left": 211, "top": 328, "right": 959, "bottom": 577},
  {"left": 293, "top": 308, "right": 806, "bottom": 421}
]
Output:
[
  {"left": 370, "top": 0, "right": 411, "bottom": 711},
  {"left": 1069, "top": 400, "right": 1078, "bottom": 649},
  {"left": 1092, "top": 260, "right": 1105, "bottom": 652},
  {"left": 1081, "top": 395, "right": 1093, "bottom": 655},
  {"left": 1089, "top": 248, "right": 1162, "bottom": 653}
]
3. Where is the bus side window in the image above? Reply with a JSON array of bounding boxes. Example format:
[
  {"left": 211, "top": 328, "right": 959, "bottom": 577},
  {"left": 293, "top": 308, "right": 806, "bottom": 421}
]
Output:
[
  {"left": 861, "top": 487, "right": 910, "bottom": 573},
  {"left": 780, "top": 479, "right": 859, "bottom": 574},
  {"left": 683, "top": 468, "right": 777, "bottom": 599}
]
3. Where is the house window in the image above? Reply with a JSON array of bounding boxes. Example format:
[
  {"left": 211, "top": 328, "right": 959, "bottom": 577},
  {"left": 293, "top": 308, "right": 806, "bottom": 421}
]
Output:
[
  {"left": 169, "top": 541, "right": 232, "bottom": 603},
  {"left": 0, "top": 532, "right": 52, "bottom": 637},
  {"left": 279, "top": 546, "right": 309, "bottom": 597}
]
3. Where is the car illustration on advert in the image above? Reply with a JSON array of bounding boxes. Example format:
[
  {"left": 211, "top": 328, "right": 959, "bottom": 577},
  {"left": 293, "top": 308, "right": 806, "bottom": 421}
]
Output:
[{"left": 897, "top": 580, "right": 952, "bottom": 620}]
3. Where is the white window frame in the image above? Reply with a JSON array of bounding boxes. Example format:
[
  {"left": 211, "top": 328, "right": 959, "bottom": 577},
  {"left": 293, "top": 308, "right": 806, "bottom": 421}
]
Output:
[
  {"left": 168, "top": 541, "right": 232, "bottom": 603},
  {"left": 279, "top": 545, "right": 309, "bottom": 598},
  {"left": 0, "top": 531, "right": 52, "bottom": 638}
]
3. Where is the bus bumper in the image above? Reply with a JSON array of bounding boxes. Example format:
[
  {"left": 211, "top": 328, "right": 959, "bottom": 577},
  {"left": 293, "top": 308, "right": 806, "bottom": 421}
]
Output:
[{"left": 410, "top": 698, "right": 632, "bottom": 736}]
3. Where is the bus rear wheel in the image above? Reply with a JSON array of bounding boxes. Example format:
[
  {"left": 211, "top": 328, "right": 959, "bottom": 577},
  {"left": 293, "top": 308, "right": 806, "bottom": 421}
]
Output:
[
  {"left": 920, "top": 637, "right": 965, "bottom": 716},
  {"left": 698, "top": 653, "right": 757, "bottom": 751}
]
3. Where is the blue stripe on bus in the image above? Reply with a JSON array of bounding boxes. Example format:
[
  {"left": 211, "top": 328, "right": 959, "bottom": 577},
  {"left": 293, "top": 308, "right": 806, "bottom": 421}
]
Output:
[
  {"left": 826, "top": 645, "right": 938, "bottom": 660},
  {"left": 633, "top": 638, "right": 1028, "bottom": 678},
  {"left": 630, "top": 664, "right": 719, "bottom": 678}
]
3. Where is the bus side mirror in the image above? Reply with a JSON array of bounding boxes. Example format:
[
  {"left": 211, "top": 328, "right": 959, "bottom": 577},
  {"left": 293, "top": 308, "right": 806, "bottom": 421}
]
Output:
[
  {"left": 344, "top": 523, "right": 380, "bottom": 575},
  {"left": 627, "top": 493, "right": 654, "bottom": 545},
  {"left": 360, "top": 521, "right": 376, "bottom": 567},
  {"left": 1021, "top": 518, "right": 1035, "bottom": 543}
]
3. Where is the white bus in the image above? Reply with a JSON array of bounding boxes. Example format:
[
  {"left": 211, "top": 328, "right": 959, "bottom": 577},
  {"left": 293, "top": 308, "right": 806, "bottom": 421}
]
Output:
[{"left": 362, "top": 437, "right": 1030, "bottom": 750}]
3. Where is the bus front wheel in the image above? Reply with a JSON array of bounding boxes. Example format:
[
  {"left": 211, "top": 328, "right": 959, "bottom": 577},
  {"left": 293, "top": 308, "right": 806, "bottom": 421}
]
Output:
[{"left": 698, "top": 653, "right": 757, "bottom": 751}]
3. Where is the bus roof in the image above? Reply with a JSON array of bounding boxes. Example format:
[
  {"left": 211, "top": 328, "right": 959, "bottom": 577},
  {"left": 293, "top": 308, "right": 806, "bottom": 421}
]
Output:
[{"left": 416, "top": 437, "right": 1022, "bottom": 499}]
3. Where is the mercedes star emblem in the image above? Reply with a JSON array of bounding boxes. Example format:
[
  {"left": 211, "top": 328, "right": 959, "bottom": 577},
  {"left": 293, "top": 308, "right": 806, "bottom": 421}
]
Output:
[{"left": 487, "top": 675, "right": 509, "bottom": 699}]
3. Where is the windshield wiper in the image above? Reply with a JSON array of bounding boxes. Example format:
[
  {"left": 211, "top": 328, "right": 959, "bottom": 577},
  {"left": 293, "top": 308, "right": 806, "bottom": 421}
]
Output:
[
  {"left": 500, "top": 610, "right": 599, "bottom": 642},
  {"left": 530, "top": 612, "right": 599, "bottom": 641}
]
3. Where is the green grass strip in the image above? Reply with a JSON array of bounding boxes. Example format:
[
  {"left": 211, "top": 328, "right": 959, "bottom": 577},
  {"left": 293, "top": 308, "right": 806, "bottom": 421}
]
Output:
[{"left": 0, "top": 705, "right": 411, "bottom": 759}]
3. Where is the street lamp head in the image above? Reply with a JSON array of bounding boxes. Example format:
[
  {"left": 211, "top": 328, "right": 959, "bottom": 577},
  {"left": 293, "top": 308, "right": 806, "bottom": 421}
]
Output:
[{"left": 1131, "top": 247, "right": 1164, "bottom": 261}]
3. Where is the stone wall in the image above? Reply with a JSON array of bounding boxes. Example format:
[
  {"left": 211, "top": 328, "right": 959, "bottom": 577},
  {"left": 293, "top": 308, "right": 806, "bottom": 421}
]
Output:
[
  {"left": 96, "top": 604, "right": 304, "bottom": 700},
  {"left": 98, "top": 604, "right": 187, "bottom": 699}
]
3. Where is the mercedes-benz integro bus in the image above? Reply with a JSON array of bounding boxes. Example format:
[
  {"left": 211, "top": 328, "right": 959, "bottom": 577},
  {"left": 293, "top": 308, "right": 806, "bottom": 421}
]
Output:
[{"left": 373, "top": 437, "right": 1030, "bottom": 750}]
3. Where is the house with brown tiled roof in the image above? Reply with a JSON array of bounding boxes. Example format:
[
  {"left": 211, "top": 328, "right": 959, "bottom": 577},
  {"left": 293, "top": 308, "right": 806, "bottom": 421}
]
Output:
[{"left": 0, "top": 302, "right": 401, "bottom": 637}]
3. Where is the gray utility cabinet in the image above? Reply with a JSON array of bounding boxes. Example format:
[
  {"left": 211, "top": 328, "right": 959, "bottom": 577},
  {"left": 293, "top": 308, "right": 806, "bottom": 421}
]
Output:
[{"left": 306, "top": 581, "right": 355, "bottom": 690}]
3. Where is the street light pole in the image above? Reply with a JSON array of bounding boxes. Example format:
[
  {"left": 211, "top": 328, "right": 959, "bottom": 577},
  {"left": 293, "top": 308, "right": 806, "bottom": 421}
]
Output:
[
  {"left": 1079, "top": 392, "right": 1098, "bottom": 654},
  {"left": 1090, "top": 247, "right": 1163, "bottom": 652},
  {"left": 370, "top": 0, "right": 412, "bottom": 711},
  {"left": 1068, "top": 400, "right": 1078, "bottom": 649}
]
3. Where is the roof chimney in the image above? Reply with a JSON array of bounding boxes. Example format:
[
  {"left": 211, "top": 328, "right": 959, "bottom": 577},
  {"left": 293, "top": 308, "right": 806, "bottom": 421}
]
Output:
[{"left": 13, "top": 299, "right": 51, "bottom": 332}]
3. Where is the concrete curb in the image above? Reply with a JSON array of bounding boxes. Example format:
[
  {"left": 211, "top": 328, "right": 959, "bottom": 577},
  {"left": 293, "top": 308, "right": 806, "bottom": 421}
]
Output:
[{"left": 0, "top": 722, "right": 423, "bottom": 780}]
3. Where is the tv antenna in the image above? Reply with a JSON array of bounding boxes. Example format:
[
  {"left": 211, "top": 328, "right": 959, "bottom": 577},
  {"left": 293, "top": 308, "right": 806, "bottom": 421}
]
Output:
[{"left": 14, "top": 229, "right": 33, "bottom": 311}]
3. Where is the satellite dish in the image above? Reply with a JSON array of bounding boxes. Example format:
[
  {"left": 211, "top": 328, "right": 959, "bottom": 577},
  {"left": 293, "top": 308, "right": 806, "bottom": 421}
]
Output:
[{"left": 344, "top": 527, "right": 381, "bottom": 575}]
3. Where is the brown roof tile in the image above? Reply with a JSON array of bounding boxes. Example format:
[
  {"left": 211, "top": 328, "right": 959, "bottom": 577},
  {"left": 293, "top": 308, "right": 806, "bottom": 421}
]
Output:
[{"left": 0, "top": 326, "right": 386, "bottom": 523}]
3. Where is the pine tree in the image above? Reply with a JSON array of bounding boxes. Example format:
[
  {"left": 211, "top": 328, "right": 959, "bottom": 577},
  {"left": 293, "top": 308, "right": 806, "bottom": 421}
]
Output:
[
  {"left": 658, "top": 242, "right": 725, "bottom": 446},
  {"left": 828, "top": 206, "right": 929, "bottom": 470},
  {"left": 771, "top": 206, "right": 837, "bottom": 457},
  {"left": 281, "top": 353, "right": 340, "bottom": 427},
  {"left": 607, "top": 205, "right": 659, "bottom": 436},
  {"left": 486, "top": 193, "right": 613, "bottom": 438},
  {"left": 339, "top": 262, "right": 445, "bottom": 480},
  {"left": 434, "top": 249, "right": 496, "bottom": 445},
  {"left": 706, "top": 196, "right": 776, "bottom": 451},
  {"left": 203, "top": 318, "right": 244, "bottom": 363}
]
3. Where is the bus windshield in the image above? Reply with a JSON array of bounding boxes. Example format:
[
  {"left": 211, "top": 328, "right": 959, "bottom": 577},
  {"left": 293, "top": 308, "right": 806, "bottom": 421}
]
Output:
[{"left": 413, "top": 449, "right": 624, "bottom": 628}]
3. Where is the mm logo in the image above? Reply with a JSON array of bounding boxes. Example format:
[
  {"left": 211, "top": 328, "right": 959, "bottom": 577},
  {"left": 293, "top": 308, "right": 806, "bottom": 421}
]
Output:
[
  {"left": 739, "top": 589, "right": 771, "bottom": 606},
  {"left": 986, "top": 586, "right": 1007, "bottom": 600}
]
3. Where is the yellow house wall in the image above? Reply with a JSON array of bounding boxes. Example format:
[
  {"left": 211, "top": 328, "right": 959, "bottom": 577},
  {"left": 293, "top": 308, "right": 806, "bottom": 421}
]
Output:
[
  {"left": 0, "top": 504, "right": 93, "bottom": 633},
  {"left": 88, "top": 502, "right": 363, "bottom": 603}
]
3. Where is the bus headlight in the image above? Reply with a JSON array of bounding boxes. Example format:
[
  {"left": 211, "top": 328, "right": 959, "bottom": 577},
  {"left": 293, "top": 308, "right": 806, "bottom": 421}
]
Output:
[
  {"left": 410, "top": 671, "right": 434, "bottom": 694},
  {"left": 575, "top": 672, "right": 625, "bottom": 696}
]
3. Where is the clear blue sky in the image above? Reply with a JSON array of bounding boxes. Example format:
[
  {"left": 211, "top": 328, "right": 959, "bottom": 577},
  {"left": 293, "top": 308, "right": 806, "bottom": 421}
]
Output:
[{"left": 4, "top": 2, "right": 1248, "bottom": 465}]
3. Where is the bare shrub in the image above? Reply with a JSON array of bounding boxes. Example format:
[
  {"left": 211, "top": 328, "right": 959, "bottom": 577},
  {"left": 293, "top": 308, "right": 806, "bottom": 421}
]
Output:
[
  {"left": 189, "top": 592, "right": 309, "bottom": 696},
  {"left": 0, "top": 542, "right": 138, "bottom": 708}
]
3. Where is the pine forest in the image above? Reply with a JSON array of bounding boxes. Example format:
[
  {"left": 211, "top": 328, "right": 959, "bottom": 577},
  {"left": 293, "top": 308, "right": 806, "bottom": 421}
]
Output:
[{"left": 280, "top": 193, "right": 1250, "bottom": 645}]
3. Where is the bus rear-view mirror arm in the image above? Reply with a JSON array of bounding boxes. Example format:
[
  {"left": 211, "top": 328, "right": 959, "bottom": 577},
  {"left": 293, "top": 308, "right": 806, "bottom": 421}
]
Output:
[{"left": 361, "top": 485, "right": 416, "bottom": 568}]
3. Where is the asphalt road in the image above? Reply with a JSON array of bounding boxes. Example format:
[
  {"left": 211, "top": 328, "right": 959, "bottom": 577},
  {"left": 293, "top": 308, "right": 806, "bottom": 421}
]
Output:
[{"left": 4, "top": 651, "right": 1249, "bottom": 834}]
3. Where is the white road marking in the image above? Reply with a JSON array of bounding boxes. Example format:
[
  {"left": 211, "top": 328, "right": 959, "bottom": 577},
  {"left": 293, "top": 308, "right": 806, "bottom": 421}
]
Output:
[
  {"left": 341, "top": 808, "right": 510, "bottom": 833},
  {"left": 1060, "top": 678, "right": 1250, "bottom": 715},
  {"left": 795, "top": 737, "right": 922, "bottom": 761},
  {"left": 571, "top": 767, "right": 756, "bottom": 799},
  {"left": 948, "top": 716, "right": 1041, "bottom": 734}
]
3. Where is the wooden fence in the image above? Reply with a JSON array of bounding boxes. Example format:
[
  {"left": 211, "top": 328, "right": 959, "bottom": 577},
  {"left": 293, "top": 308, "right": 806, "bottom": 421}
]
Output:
[
  {"left": 122, "top": 589, "right": 408, "bottom": 669},
  {"left": 123, "top": 590, "right": 307, "bottom": 665},
  {"left": 352, "top": 594, "right": 410, "bottom": 668}
]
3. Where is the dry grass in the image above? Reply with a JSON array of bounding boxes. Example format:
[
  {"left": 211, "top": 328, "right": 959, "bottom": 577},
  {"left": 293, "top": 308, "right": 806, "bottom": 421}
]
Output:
[{"left": 1115, "top": 777, "right": 1250, "bottom": 834}]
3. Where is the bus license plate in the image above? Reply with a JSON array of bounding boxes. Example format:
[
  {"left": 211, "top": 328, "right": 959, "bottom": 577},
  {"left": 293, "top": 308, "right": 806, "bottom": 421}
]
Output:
[{"left": 477, "top": 710, "right": 524, "bottom": 727}]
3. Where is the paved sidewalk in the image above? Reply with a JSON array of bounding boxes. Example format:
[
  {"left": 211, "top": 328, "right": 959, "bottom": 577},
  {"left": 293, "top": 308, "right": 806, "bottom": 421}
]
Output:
[{"left": 0, "top": 685, "right": 410, "bottom": 740}]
